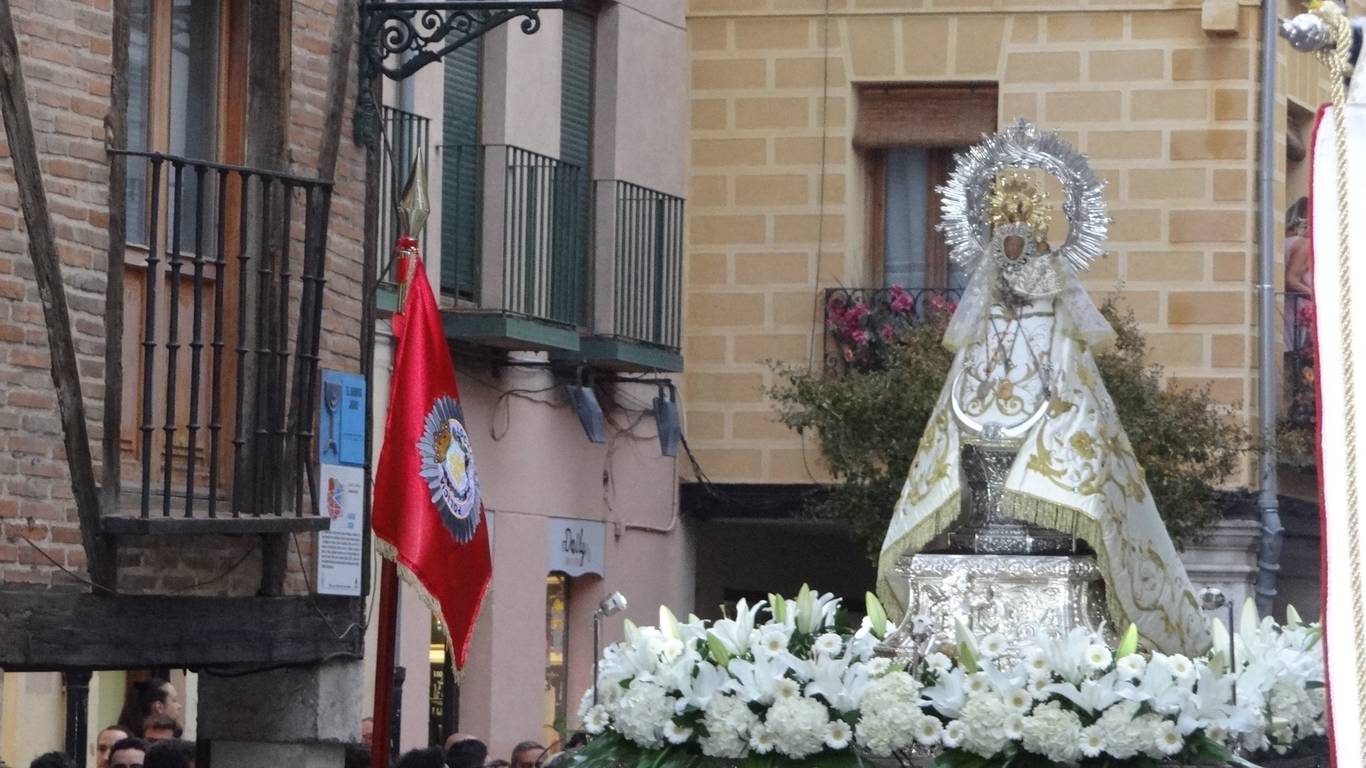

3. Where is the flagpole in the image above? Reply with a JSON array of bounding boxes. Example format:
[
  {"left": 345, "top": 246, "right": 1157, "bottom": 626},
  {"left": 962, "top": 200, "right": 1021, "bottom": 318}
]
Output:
[{"left": 369, "top": 559, "right": 400, "bottom": 768}]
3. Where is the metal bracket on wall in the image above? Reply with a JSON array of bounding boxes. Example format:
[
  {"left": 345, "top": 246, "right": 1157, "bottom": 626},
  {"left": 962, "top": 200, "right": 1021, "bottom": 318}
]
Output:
[{"left": 354, "top": 1, "right": 576, "bottom": 147}]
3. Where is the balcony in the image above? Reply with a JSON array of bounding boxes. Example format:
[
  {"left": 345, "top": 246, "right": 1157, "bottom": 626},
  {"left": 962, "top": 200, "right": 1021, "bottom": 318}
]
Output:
[
  {"left": 580, "top": 180, "right": 684, "bottom": 372},
  {"left": 104, "top": 150, "right": 333, "bottom": 535},
  {"left": 444, "top": 144, "right": 587, "bottom": 352},
  {"left": 823, "top": 286, "right": 960, "bottom": 376}
]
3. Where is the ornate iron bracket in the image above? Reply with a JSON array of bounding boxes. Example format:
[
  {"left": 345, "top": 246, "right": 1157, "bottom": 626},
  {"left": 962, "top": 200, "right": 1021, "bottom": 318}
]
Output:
[{"left": 354, "top": 1, "right": 574, "bottom": 147}]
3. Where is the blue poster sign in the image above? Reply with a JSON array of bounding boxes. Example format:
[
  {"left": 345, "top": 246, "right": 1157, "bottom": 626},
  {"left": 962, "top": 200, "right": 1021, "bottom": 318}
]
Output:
[{"left": 320, "top": 370, "right": 367, "bottom": 467}]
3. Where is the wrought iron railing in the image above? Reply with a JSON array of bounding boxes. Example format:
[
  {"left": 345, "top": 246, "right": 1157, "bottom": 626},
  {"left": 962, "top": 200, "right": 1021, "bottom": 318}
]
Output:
[
  {"left": 823, "top": 286, "right": 961, "bottom": 375},
  {"left": 111, "top": 150, "right": 332, "bottom": 524},
  {"left": 1285, "top": 291, "right": 1315, "bottom": 427},
  {"left": 599, "top": 180, "right": 683, "bottom": 351},
  {"left": 379, "top": 106, "right": 430, "bottom": 280}
]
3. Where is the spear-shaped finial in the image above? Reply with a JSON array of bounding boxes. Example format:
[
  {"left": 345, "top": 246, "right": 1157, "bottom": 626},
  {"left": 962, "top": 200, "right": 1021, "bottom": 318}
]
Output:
[{"left": 397, "top": 145, "right": 430, "bottom": 239}]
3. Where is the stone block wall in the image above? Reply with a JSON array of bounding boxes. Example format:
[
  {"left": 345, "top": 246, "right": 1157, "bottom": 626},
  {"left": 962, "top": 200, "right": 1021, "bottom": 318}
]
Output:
[{"left": 684, "top": 0, "right": 1333, "bottom": 486}]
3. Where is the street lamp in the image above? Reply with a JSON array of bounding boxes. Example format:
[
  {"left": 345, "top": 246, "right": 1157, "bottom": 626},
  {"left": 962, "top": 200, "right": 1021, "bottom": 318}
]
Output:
[
  {"left": 592, "top": 591, "right": 628, "bottom": 707},
  {"left": 1200, "top": 586, "right": 1236, "bottom": 705}
]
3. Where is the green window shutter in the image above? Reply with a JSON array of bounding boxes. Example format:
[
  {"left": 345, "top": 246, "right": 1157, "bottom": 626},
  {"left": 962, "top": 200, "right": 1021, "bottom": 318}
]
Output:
[
  {"left": 441, "top": 38, "right": 481, "bottom": 299},
  {"left": 555, "top": 10, "right": 594, "bottom": 325}
]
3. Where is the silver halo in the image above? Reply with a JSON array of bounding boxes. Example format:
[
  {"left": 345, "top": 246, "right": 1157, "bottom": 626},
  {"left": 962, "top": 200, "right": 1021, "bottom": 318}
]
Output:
[{"left": 937, "top": 118, "right": 1110, "bottom": 273}]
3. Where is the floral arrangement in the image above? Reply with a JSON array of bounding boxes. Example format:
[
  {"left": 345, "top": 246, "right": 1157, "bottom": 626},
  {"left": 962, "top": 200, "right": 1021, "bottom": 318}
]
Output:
[
  {"left": 824, "top": 286, "right": 957, "bottom": 374},
  {"left": 571, "top": 586, "right": 1324, "bottom": 768}
]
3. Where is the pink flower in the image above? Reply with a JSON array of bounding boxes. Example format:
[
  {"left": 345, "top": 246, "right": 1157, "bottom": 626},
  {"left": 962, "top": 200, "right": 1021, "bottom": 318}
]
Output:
[
  {"left": 888, "top": 285, "right": 914, "bottom": 314},
  {"left": 880, "top": 323, "right": 896, "bottom": 342},
  {"left": 850, "top": 329, "right": 870, "bottom": 347}
]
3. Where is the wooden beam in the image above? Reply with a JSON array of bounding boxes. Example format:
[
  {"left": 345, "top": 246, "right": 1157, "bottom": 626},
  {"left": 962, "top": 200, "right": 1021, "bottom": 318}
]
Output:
[
  {"left": 102, "top": 0, "right": 130, "bottom": 539},
  {"left": 0, "top": 0, "right": 116, "bottom": 589},
  {"left": 0, "top": 590, "right": 363, "bottom": 670}
]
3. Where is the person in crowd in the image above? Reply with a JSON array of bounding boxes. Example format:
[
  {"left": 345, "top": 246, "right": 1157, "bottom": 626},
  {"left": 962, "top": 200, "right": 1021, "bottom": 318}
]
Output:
[
  {"left": 143, "top": 740, "right": 195, "bottom": 768},
  {"left": 393, "top": 747, "right": 445, "bottom": 768},
  {"left": 29, "top": 754, "right": 75, "bottom": 768},
  {"left": 445, "top": 737, "right": 488, "bottom": 768},
  {"left": 108, "top": 738, "right": 148, "bottom": 768},
  {"left": 510, "top": 741, "right": 544, "bottom": 768},
  {"left": 141, "top": 714, "right": 180, "bottom": 744},
  {"left": 95, "top": 724, "right": 132, "bottom": 768},
  {"left": 343, "top": 744, "right": 371, "bottom": 768},
  {"left": 1285, "top": 195, "right": 1313, "bottom": 351},
  {"left": 485, "top": 760, "right": 509, "bottom": 768},
  {"left": 118, "top": 678, "right": 180, "bottom": 737},
  {"left": 361, "top": 716, "right": 374, "bottom": 748},
  {"left": 442, "top": 733, "right": 477, "bottom": 752}
]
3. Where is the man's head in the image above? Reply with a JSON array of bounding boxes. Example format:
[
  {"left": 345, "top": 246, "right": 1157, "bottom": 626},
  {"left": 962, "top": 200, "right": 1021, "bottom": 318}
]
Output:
[
  {"left": 510, "top": 741, "right": 544, "bottom": 768},
  {"left": 393, "top": 747, "right": 445, "bottom": 768},
  {"left": 120, "top": 678, "right": 179, "bottom": 736},
  {"left": 29, "top": 753, "right": 75, "bottom": 768},
  {"left": 95, "top": 725, "right": 133, "bottom": 768},
  {"left": 360, "top": 717, "right": 374, "bottom": 748},
  {"left": 142, "top": 713, "right": 180, "bottom": 744},
  {"left": 109, "top": 738, "right": 148, "bottom": 768},
  {"left": 143, "top": 740, "right": 195, "bottom": 768},
  {"left": 445, "top": 737, "right": 488, "bottom": 768}
]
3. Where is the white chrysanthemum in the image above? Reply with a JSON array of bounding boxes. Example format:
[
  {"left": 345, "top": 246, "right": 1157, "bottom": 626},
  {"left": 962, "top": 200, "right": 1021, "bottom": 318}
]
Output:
[
  {"left": 583, "top": 705, "right": 611, "bottom": 735},
  {"left": 864, "top": 657, "right": 891, "bottom": 677},
  {"left": 754, "top": 625, "right": 790, "bottom": 657},
  {"left": 664, "top": 721, "right": 693, "bottom": 745},
  {"left": 1084, "top": 644, "right": 1113, "bottom": 672},
  {"left": 765, "top": 696, "right": 830, "bottom": 759},
  {"left": 942, "top": 720, "right": 967, "bottom": 749},
  {"left": 980, "top": 632, "right": 1008, "bottom": 659},
  {"left": 957, "top": 694, "right": 1011, "bottom": 757},
  {"left": 749, "top": 725, "right": 774, "bottom": 755},
  {"left": 1024, "top": 648, "right": 1050, "bottom": 680},
  {"left": 914, "top": 716, "right": 943, "bottom": 746},
  {"left": 614, "top": 680, "right": 676, "bottom": 748},
  {"left": 1115, "top": 653, "right": 1147, "bottom": 680},
  {"left": 1028, "top": 677, "right": 1050, "bottom": 700},
  {"left": 1097, "top": 701, "right": 1145, "bottom": 759},
  {"left": 966, "top": 672, "right": 992, "bottom": 696},
  {"left": 813, "top": 633, "right": 843, "bottom": 658},
  {"left": 699, "top": 695, "right": 759, "bottom": 758},
  {"left": 926, "top": 652, "right": 953, "bottom": 675},
  {"left": 1003, "top": 688, "right": 1032, "bottom": 712},
  {"left": 775, "top": 677, "right": 801, "bottom": 700},
  {"left": 1154, "top": 720, "right": 1183, "bottom": 756},
  {"left": 1079, "top": 725, "right": 1106, "bottom": 757},
  {"left": 577, "top": 688, "right": 595, "bottom": 721},
  {"left": 1020, "top": 701, "right": 1083, "bottom": 763},
  {"left": 825, "top": 720, "right": 852, "bottom": 750},
  {"left": 1003, "top": 714, "right": 1025, "bottom": 741},
  {"left": 854, "top": 673, "right": 923, "bottom": 756}
]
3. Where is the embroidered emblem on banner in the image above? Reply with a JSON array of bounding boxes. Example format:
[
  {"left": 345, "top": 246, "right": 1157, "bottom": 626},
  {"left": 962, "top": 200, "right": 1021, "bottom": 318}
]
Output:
[{"left": 417, "top": 395, "right": 483, "bottom": 543}]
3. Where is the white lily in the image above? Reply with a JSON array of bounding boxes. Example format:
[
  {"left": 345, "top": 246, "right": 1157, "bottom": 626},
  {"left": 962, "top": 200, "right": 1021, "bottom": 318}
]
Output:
[
  {"left": 921, "top": 666, "right": 968, "bottom": 718},
  {"left": 1176, "top": 663, "right": 1248, "bottom": 736},
  {"left": 709, "top": 598, "right": 765, "bottom": 656},
  {"left": 725, "top": 653, "right": 791, "bottom": 705},
  {"left": 1115, "top": 655, "right": 1187, "bottom": 715},
  {"left": 792, "top": 584, "right": 841, "bottom": 635},
  {"left": 802, "top": 653, "right": 869, "bottom": 712},
  {"left": 1045, "top": 670, "right": 1121, "bottom": 714}
]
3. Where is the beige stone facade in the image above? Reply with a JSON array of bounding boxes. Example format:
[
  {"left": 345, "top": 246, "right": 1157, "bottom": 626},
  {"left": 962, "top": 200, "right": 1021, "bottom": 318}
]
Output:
[{"left": 684, "top": 0, "right": 1338, "bottom": 486}]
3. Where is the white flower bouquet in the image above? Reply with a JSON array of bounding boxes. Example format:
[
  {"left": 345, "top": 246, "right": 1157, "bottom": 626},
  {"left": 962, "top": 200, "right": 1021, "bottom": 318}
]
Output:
[{"left": 570, "top": 585, "right": 1324, "bottom": 768}]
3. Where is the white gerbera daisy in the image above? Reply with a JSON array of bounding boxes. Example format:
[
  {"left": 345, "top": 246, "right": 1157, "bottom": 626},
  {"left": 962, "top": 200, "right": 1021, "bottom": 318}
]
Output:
[
  {"left": 663, "top": 721, "right": 693, "bottom": 745},
  {"left": 914, "top": 716, "right": 943, "bottom": 746},
  {"left": 749, "top": 726, "right": 775, "bottom": 754},
  {"left": 1169, "top": 654, "right": 1195, "bottom": 681},
  {"left": 775, "top": 677, "right": 801, "bottom": 700},
  {"left": 1024, "top": 648, "right": 1050, "bottom": 679},
  {"left": 584, "top": 706, "right": 611, "bottom": 735},
  {"left": 824, "top": 720, "right": 852, "bottom": 750},
  {"left": 813, "top": 633, "right": 844, "bottom": 658},
  {"left": 1003, "top": 714, "right": 1025, "bottom": 741},
  {"left": 966, "top": 672, "right": 991, "bottom": 695},
  {"left": 1115, "top": 653, "right": 1147, "bottom": 680},
  {"left": 925, "top": 652, "right": 953, "bottom": 675},
  {"left": 1155, "top": 720, "right": 1183, "bottom": 755},
  {"left": 1079, "top": 725, "right": 1106, "bottom": 757},
  {"left": 980, "top": 632, "right": 1008, "bottom": 659},
  {"left": 864, "top": 657, "right": 891, "bottom": 677},
  {"left": 1028, "top": 677, "right": 1051, "bottom": 700},
  {"left": 942, "top": 720, "right": 967, "bottom": 749},
  {"left": 757, "top": 626, "right": 790, "bottom": 656},
  {"left": 1084, "top": 644, "right": 1113, "bottom": 672},
  {"left": 1004, "top": 688, "right": 1032, "bottom": 712}
]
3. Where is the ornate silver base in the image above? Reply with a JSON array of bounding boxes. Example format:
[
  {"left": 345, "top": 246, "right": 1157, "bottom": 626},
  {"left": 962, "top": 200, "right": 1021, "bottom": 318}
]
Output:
[{"left": 876, "top": 553, "right": 1107, "bottom": 664}]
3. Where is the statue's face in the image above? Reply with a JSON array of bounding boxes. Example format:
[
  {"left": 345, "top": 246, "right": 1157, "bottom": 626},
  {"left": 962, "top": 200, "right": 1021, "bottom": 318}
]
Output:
[{"left": 1002, "top": 234, "right": 1026, "bottom": 261}]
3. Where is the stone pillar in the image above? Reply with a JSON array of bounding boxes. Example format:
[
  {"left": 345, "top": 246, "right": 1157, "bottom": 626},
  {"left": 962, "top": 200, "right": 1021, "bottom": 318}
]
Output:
[
  {"left": 1178, "top": 517, "right": 1262, "bottom": 611},
  {"left": 196, "top": 658, "right": 363, "bottom": 768}
]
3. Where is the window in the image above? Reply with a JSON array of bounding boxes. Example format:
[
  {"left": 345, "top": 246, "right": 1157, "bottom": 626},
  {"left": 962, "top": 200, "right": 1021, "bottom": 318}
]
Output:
[
  {"left": 554, "top": 9, "right": 595, "bottom": 325},
  {"left": 441, "top": 38, "right": 482, "bottom": 299},
  {"left": 543, "top": 573, "right": 569, "bottom": 747},
  {"left": 855, "top": 84, "right": 997, "bottom": 292}
]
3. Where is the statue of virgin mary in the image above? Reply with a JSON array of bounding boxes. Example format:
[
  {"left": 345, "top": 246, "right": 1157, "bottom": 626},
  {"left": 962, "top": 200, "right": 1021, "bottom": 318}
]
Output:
[{"left": 877, "top": 120, "right": 1211, "bottom": 657}]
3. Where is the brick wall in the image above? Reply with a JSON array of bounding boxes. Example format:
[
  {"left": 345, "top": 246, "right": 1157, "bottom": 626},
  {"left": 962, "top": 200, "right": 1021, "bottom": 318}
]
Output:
[
  {"left": 684, "top": 0, "right": 1333, "bottom": 486},
  {"left": 0, "top": 1, "right": 368, "bottom": 595}
]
